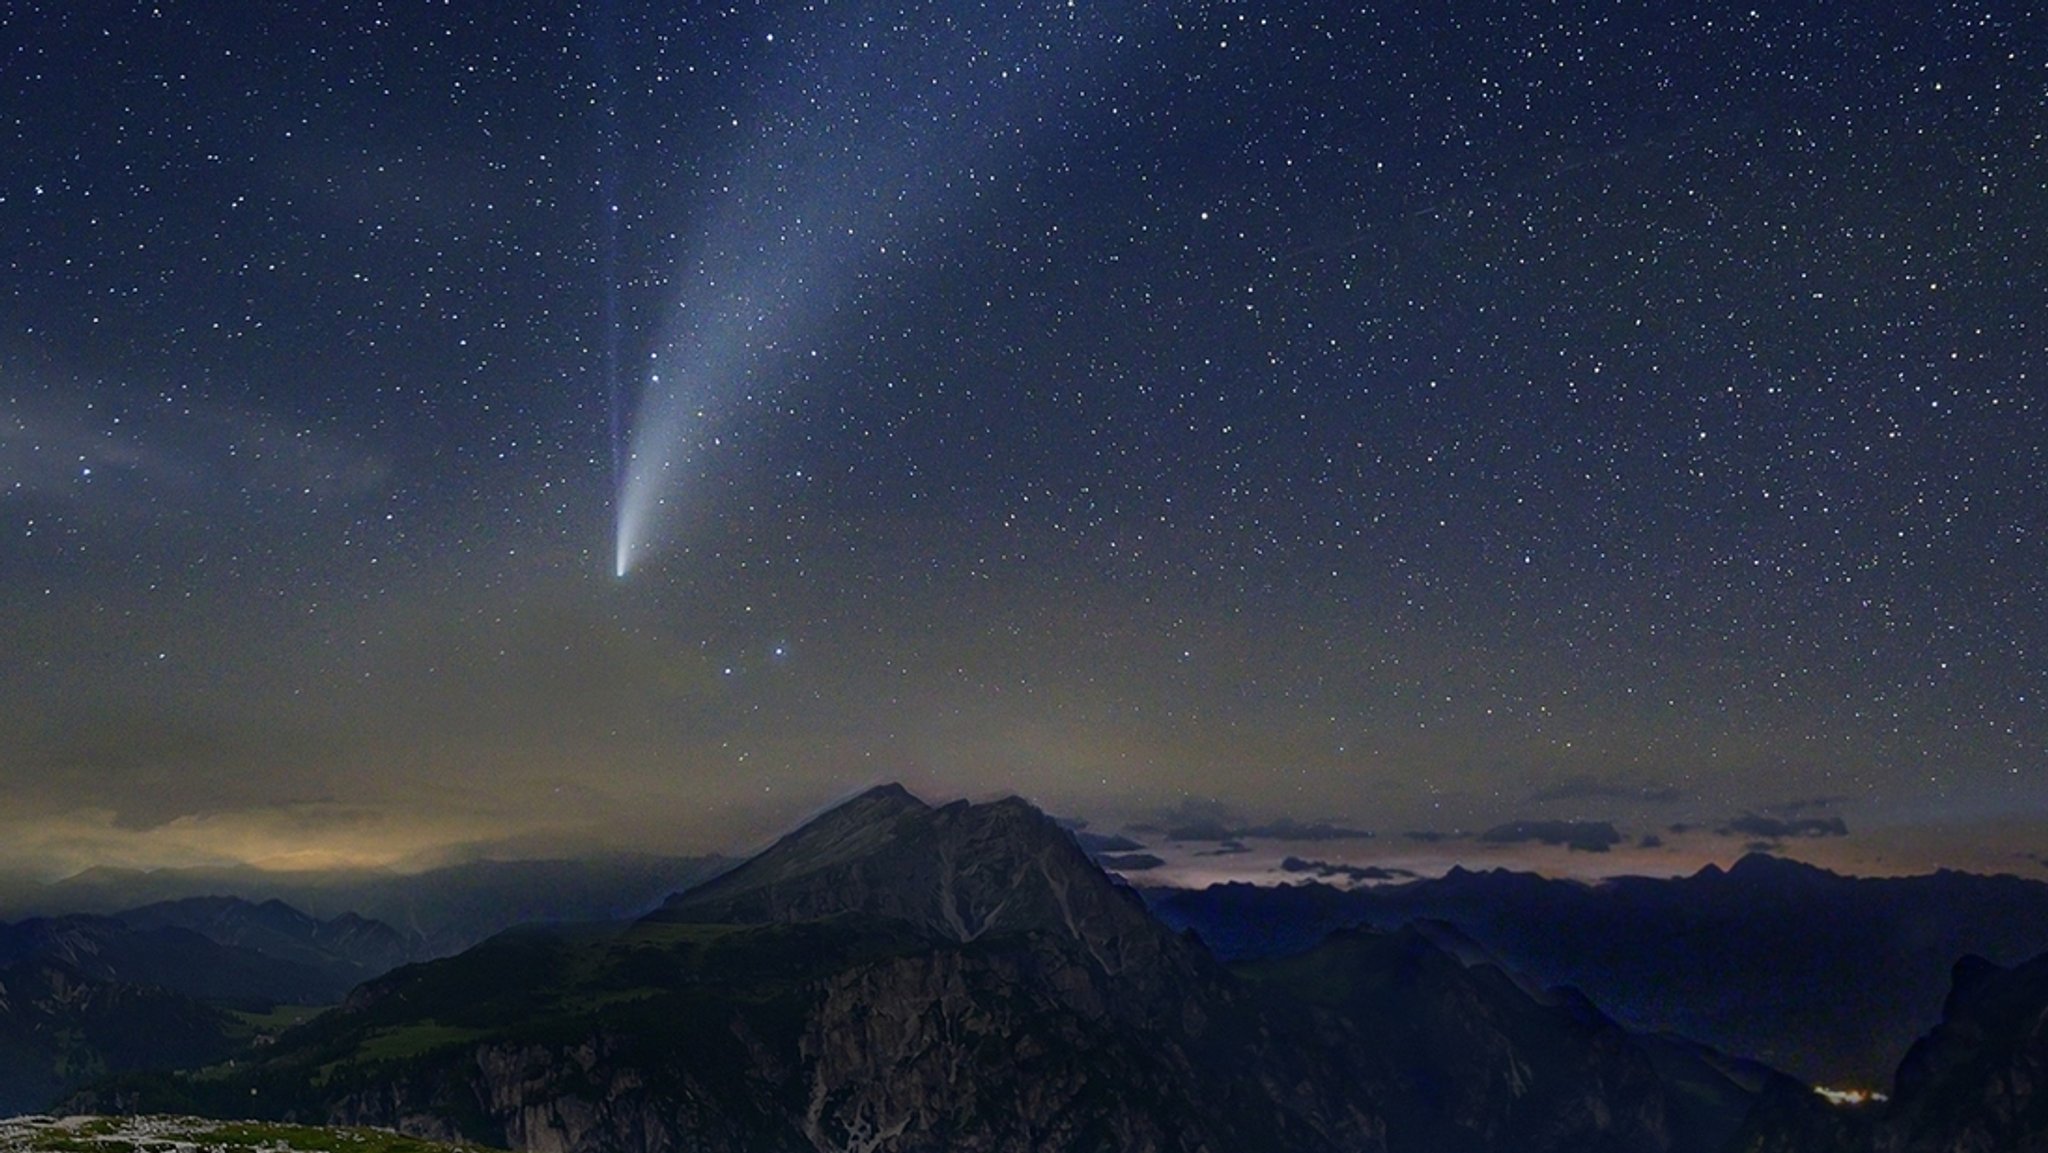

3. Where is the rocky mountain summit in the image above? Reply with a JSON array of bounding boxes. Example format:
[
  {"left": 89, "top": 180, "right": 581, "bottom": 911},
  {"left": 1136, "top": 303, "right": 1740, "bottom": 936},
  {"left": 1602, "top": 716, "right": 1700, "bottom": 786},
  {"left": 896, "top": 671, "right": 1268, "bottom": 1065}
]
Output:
[
  {"left": 654, "top": 783, "right": 1186, "bottom": 982},
  {"left": 84, "top": 784, "right": 1756, "bottom": 1153}
]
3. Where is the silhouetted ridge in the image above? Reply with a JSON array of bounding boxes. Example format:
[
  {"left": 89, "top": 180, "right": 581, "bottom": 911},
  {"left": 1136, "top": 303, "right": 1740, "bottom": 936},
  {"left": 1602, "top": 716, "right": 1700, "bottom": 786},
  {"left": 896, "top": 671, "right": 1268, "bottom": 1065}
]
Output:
[
  {"left": 1722, "top": 852, "right": 1831, "bottom": 886},
  {"left": 1940, "top": 953, "right": 2002, "bottom": 1017},
  {"left": 671, "top": 783, "right": 933, "bottom": 899}
]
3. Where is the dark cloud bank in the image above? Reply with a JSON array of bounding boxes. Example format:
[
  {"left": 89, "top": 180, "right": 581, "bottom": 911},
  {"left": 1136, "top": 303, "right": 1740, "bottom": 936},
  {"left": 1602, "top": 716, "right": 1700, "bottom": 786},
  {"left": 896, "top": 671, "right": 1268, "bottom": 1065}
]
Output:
[{"left": 1479, "top": 820, "right": 1625, "bottom": 854}]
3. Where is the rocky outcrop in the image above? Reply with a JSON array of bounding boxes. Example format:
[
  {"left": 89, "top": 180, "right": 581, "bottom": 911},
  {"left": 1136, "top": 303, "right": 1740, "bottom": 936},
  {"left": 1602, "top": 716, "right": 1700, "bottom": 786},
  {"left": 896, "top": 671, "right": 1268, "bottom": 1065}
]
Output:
[
  {"left": 1872, "top": 952, "right": 2048, "bottom": 1152},
  {"left": 786, "top": 934, "right": 1340, "bottom": 1153},
  {"left": 331, "top": 1033, "right": 806, "bottom": 1153}
]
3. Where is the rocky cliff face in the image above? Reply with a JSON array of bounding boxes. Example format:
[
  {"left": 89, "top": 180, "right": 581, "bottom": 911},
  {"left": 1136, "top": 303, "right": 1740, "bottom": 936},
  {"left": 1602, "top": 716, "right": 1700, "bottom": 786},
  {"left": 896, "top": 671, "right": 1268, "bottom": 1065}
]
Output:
[
  {"left": 95, "top": 786, "right": 1715, "bottom": 1153},
  {"left": 1873, "top": 951, "right": 2048, "bottom": 1152},
  {"left": 330, "top": 1034, "right": 806, "bottom": 1153},
  {"left": 296, "top": 926, "right": 1318, "bottom": 1153}
]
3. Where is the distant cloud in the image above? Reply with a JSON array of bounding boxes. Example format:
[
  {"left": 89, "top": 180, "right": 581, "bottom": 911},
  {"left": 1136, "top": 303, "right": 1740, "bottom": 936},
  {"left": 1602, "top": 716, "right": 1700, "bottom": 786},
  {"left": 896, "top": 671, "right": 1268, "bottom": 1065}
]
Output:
[
  {"left": 1720, "top": 814, "right": 1849, "bottom": 839},
  {"left": 1097, "top": 852, "right": 1165, "bottom": 872},
  {"left": 1164, "top": 817, "right": 1373, "bottom": 843},
  {"left": 1759, "top": 796, "right": 1853, "bottom": 816},
  {"left": 1405, "top": 830, "right": 1461, "bottom": 844},
  {"left": 1529, "top": 778, "right": 1682, "bottom": 805},
  {"left": 1196, "top": 841, "right": 1250, "bottom": 857},
  {"left": 1479, "top": 819, "right": 1624, "bottom": 853},
  {"left": 1280, "top": 856, "right": 1416, "bottom": 883},
  {"left": 1073, "top": 831, "right": 1145, "bottom": 854},
  {"left": 1, "top": 392, "right": 389, "bottom": 515},
  {"left": 0, "top": 801, "right": 500, "bottom": 879},
  {"left": 1259, "top": 819, "right": 1376, "bottom": 841},
  {"left": 1638, "top": 834, "right": 1664, "bottom": 849},
  {"left": 1160, "top": 820, "right": 1235, "bottom": 841}
]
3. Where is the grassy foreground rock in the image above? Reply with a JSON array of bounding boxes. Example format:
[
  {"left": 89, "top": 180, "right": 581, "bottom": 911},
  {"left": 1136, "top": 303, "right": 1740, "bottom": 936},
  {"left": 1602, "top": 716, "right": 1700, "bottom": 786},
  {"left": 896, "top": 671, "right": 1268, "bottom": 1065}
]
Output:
[{"left": 0, "top": 1116, "right": 497, "bottom": 1153}]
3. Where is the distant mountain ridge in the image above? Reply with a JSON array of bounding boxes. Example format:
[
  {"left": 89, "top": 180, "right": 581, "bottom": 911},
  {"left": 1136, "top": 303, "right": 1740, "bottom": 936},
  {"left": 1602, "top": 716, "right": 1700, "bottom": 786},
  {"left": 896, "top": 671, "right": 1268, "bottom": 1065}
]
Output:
[
  {"left": 0, "top": 914, "right": 340, "bottom": 1008},
  {"left": 11, "top": 854, "right": 729, "bottom": 955},
  {"left": 0, "top": 954, "right": 244, "bottom": 1116},
  {"left": 0, "top": 897, "right": 423, "bottom": 1115},
  {"left": 1148, "top": 851, "right": 2048, "bottom": 1084},
  {"left": 113, "top": 896, "right": 422, "bottom": 987}
]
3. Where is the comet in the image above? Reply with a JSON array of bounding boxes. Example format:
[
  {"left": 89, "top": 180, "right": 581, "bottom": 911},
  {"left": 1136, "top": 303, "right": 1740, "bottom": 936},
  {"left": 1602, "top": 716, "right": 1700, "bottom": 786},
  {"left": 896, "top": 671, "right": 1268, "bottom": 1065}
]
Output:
[{"left": 610, "top": 3, "right": 1129, "bottom": 577}]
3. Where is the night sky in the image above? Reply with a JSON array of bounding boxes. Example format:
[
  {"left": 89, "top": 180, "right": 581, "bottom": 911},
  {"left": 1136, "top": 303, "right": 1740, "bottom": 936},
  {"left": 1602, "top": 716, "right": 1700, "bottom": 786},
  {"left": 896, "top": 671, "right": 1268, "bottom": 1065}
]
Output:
[{"left": 3, "top": 1, "right": 2043, "bottom": 885}]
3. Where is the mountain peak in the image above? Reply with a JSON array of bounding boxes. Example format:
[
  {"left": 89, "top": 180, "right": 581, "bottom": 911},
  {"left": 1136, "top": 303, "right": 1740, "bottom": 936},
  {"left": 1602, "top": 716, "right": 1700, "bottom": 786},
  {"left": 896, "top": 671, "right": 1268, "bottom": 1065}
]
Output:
[
  {"left": 852, "top": 781, "right": 923, "bottom": 806},
  {"left": 655, "top": 787, "right": 1175, "bottom": 973},
  {"left": 1724, "top": 852, "right": 1833, "bottom": 884}
]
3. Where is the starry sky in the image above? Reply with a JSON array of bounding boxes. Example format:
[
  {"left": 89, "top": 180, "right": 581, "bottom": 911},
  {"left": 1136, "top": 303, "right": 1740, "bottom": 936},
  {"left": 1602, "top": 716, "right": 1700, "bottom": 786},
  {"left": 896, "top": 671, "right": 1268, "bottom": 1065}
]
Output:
[{"left": 2, "top": 0, "right": 2043, "bottom": 886}]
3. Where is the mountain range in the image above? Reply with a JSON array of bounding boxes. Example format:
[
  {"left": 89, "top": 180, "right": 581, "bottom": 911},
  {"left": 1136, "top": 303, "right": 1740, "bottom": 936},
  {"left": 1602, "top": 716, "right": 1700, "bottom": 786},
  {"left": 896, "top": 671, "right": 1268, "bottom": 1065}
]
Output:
[
  {"left": 0, "top": 899, "right": 426, "bottom": 1114},
  {"left": 0, "top": 854, "right": 728, "bottom": 1116},
  {"left": 5, "top": 854, "right": 729, "bottom": 956},
  {"left": 14, "top": 785, "right": 2045, "bottom": 1150},
  {"left": 1146, "top": 852, "right": 2048, "bottom": 1086}
]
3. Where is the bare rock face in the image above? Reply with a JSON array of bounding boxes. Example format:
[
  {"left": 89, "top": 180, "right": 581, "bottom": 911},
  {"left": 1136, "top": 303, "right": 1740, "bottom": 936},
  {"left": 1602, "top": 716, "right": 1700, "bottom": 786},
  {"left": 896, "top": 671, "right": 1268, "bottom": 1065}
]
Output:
[
  {"left": 332, "top": 1035, "right": 804, "bottom": 1153},
  {"left": 790, "top": 936, "right": 1312, "bottom": 1153}
]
